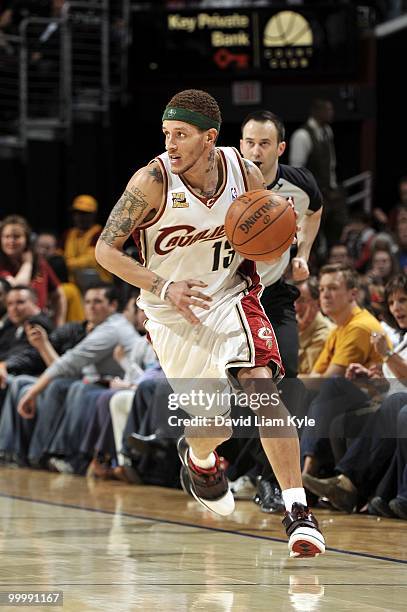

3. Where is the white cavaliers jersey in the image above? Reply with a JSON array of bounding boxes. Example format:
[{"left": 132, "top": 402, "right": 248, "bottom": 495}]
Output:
[{"left": 136, "top": 147, "right": 258, "bottom": 324}]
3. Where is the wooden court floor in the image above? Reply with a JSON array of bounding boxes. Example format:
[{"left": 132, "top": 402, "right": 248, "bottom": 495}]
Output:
[{"left": 0, "top": 467, "right": 405, "bottom": 612}]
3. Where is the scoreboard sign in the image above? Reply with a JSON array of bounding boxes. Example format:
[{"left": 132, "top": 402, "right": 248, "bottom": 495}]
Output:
[{"left": 131, "top": 5, "right": 358, "bottom": 78}]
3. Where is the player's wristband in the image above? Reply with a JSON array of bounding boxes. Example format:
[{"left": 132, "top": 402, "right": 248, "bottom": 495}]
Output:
[{"left": 160, "top": 280, "right": 173, "bottom": 301}]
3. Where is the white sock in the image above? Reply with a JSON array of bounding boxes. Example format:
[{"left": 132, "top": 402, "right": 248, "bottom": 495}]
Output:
[
  {"left": 189, "top": 449, "right": 216, "bottom": 469},
  {"left": 282, "top": 487, "right": 308, "bottom": 512}
]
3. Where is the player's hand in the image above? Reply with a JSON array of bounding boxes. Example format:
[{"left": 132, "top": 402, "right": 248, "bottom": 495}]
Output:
[
  {"left": 165, "top": 279, "right": 212, "bottom": 325},
  {"left": 291, "top": 257, "right": 309, "bottom": 281},
  {"left": 17, "top": 391, "right": 37, "bottom": 419}
]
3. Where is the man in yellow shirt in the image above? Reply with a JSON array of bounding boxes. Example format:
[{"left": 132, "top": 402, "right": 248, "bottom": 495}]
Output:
[
  {"left": 312, "top": 265, "right": 385, "bottom": 376},
  {"left": 300, "top": 264, "right": 388, "bottom": 477}
]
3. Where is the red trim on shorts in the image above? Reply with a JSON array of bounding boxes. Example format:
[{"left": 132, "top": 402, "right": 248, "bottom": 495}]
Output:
[{"left": 239, "top": 283, "right": 284, "bottom": 376}]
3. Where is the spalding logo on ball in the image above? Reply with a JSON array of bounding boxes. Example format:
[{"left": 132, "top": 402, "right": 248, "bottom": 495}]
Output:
[{"left": 224, "top": 190, "right": 296, "bottom": 261}]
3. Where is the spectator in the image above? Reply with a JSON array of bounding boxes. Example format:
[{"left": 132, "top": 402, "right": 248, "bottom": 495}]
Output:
[
  {"left": 289, "top": 98, "right": 337, "bottom": 193},
  {"left": 12, "top": 284, "right": 138, "bottom": 468},
  {"left": 0, "top": 285, "right": 53, "bottom": 387},
  {"left": 340, "top": 212, "right": 376, "bottom": 272},
  {"left": 305, "top": 264, "right": 386, "bottom": 380},
  {"left": 302, "top": 273, "right": 407, "bottom": 513},
  {"left": 35, "top": 231, "right": 84, "bottom": 322},
  {"left": 289, "top": 98, "right": 346, "bottom": 245},
  {"left": 370, "top": 231, "right": 398, "bottom": 256},
  {"left": 372, "top": 403, "right": 407, "bottom": 520},
  {"left": 0, "top": 277, "right": 10, "bottom": 326},
  {"left": 366, "top": 248, "right": 399, "bottom": 286},
  {"left": 395, "top": 216, "right": 407, "bottom": 273},
  {"left": 63, "top": 195, "right": 113, "bottom": 291},
  {"left": 0, "top": 215, "right": 66, "bottom": 326},
  {"left": 0, "top": 297, "right": 90, "bottom": 463},
  {"left": 363, "top": 247, "right": 399, "bottom": 320},
  {"left": 43, "top": 296, "right": 155, "bottom": 475},
  {"left": 300, "top": 264, "right": 389, "bottom": 477},
  {"left": 0, "top": 283, "right": 123, "bottom": 463},
  {"left": 303, "top": 393, "right": 407, "bottom": 514},
  {"left": 295, "top": 276, "right": 334, "bottom": 375},
  {"left": 82, "top": 326, "right": 158, "bottom": 482},
  {"left": 327, "top": 242, "right": 353, "bottom": 267}
]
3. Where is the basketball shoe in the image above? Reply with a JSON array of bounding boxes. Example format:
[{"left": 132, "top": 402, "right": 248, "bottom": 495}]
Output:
[
  {"left": 283, "top": 503, "right": 326, "bottom": 558},
  {"left": 177, "top": 437, "right": 235, "bottom": 516}
]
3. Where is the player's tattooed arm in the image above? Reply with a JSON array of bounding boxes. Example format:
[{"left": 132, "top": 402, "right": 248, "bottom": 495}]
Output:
[
  {"left": 96, "top": 163, "right": 167, "bottom": 296},
  {"left": 149, "top": 274, "right": 166, "bottom": 297},
  {"left": 148, "top": 165, "right": 164, "bottom": 183},
  {"left": 99, "top": 162, "right": 164, "bottom": 247},
  {"left": 99, "top": 188, "right": 151, "bottom": 247}
]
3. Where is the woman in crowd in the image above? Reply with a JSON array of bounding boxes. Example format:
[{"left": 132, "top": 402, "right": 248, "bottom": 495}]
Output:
[{"left": 0, "top": 215, "right": 66, "bottom": 325}]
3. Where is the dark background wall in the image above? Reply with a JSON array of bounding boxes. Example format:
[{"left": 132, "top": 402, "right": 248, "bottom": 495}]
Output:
[
  {"left": 376, "top": 27, "right": 407, "bottom": 208},
  {"left": 0, "top": 8, "right": 404, "bottom": 234}
]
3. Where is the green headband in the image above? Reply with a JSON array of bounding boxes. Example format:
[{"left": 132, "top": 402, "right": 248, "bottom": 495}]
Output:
[{"left": 162, "top": 107, "right": 220, "bottom": 131}]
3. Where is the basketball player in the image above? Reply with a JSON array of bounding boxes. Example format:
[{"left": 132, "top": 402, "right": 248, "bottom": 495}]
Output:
[
  {"left": 240, "top": 111, "right": 323, "bottom": 511},
  {"left": 95, "top": 90, "right": 325, "bottom": 558}
]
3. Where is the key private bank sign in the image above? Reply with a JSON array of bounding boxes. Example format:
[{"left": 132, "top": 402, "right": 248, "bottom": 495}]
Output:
[{"left": 132, "top": 4, "right": 358, "bottom": 82}]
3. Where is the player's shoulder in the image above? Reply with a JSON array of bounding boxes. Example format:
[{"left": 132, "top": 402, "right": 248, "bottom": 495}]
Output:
[
  {"left": 229, "top": 149, "right": 264, "bottom": 190},
  {"left": 127, "top": 159, "right": 165, "bottom": 192},
  {"left": 121, "top": 160, "right": 166, "bottom": 218},
  {"left": 219, "top": 146, "right": 253, "bottom": 171}
]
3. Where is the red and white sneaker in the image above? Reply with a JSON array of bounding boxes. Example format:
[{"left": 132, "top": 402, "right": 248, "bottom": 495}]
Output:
[
  {"left": 283, "top": 503, "right": 325, "bottom": 558},
  {"left": 177, "top": 437, "right": 235, "bottom": 516}
]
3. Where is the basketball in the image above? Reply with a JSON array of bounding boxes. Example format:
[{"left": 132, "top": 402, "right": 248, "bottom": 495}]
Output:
[{"left": 225, "top": 190, "right": 296, "bottom": 261}]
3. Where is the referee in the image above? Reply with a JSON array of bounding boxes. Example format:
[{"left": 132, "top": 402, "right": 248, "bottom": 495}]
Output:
[{"left": 238, "top": 110, "right": 323, "bottom": 511}]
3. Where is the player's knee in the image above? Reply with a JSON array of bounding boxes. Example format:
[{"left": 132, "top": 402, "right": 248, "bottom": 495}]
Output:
[{"left": 237, "top": 366, "right": 278, "bottom": 400}]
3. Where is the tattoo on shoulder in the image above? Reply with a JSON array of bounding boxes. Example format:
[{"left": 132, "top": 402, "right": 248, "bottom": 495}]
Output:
[
  {"left": 99, "top": 188, "right": 151, "bottom": 246},
  {"left": 148, "top": 165, "right": 163, "bottom": 183}
]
